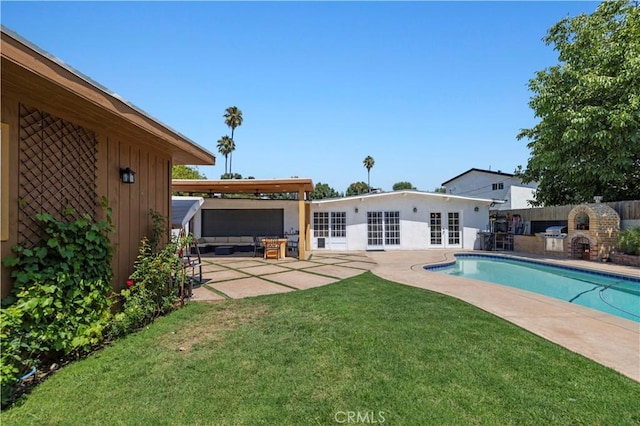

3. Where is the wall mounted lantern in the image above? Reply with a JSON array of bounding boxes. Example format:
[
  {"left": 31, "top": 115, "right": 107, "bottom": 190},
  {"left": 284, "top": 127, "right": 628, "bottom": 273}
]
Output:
[
  {"left": 413, "top": 207, "right": 418, "bottom": 213},
  {"left": 474, "top": 206, "right": 479, "bottom": 212},
  {"left": 355, "top": 207, "right": 359, "bottom": 213},
  {"left": 120, "top": 167, "right": 136, "bottom": 184}
]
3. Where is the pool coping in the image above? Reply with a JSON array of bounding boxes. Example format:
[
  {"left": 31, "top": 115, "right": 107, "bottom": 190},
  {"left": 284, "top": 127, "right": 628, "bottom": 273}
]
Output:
[
  {"left": 425, "top": 252, "right": 640, "bottom": 283},
  {"left": 367, "top": 250, "right": 640, "bottom": 382}
]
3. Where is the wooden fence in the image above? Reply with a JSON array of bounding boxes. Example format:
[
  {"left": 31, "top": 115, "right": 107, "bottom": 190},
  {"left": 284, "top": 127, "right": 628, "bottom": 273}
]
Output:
[{"left": 497, "top": 200, "right": 640, "bottom": 222}]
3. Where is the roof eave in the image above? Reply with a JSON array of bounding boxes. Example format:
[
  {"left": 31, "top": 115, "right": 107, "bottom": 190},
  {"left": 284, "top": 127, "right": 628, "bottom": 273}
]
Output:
[{"left": 0, "top": 25, "right": 215, "bottom": 166}]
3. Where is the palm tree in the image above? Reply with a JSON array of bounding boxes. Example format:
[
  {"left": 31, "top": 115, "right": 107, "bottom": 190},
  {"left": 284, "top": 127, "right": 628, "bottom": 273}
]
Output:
[
  {"left": 363, "top": 155, "right": 375, "bottom": 192},
  {"left": 216, "top": 135, "right": 234, "bottom": 175},
  {"left": 223, "top": 106, "right": 243, "bottom": 174}
]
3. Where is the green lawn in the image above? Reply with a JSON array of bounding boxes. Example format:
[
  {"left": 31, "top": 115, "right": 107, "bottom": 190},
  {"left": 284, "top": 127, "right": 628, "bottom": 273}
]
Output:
[{"left": 2, "top": 272, "right": 639, "bottom": 425}]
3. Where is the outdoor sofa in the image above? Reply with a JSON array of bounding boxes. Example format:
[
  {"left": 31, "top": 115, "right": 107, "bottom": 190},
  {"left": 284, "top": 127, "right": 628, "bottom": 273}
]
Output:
[{"left": 196, "top": 236, "right": 255, "bottom": 253}]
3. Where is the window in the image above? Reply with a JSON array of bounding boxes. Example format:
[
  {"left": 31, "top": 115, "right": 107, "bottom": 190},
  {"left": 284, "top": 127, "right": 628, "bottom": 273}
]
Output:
[
  {"left": 313, "top": 212, "right": 329, "bottom": 237},
  {"left": 331, "top": 212, "right": 346, "bottom": 237},
  {"left": 492, "top": 182, "right": 504, "bottom": 190}
]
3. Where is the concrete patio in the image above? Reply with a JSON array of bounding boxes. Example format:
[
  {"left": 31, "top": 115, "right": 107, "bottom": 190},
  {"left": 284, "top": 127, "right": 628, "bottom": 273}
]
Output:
[{"left": 190, "top": 249, "right": 639, "bottom": 382}]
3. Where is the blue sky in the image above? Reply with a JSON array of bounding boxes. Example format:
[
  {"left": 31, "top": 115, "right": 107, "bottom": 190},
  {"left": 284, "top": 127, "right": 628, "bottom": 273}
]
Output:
[{"left": 1, "top": 1, "right": 599, "bottom": 193}]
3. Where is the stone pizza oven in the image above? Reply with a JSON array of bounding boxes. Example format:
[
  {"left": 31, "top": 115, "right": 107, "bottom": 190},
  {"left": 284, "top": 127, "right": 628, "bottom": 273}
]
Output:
[{"left": 567, "top": 202, "right": 620, "bottom": 261}]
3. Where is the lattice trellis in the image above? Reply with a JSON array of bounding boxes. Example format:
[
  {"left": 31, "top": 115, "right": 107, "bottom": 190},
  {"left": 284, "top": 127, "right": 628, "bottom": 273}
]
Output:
[{"left": 19, "top": 104, "right": 97, "bottom": 247}]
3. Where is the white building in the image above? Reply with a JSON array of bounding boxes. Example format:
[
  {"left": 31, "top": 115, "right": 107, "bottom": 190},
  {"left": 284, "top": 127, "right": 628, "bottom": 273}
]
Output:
[
  {"left": 173, "top": 180, "right": 496, "bottom": 255},
  {"left": 442, "top": 168, "right": 538, "bottom": 210},
  {"left": 309, "top": 191, "right": 494, "bottom": 251}
]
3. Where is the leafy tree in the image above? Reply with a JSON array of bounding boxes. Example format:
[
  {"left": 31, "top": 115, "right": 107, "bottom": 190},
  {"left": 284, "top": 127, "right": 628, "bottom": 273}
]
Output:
[
  {"left": 517, "top": 0, "right": 640, "bottom": 206},
  {"left": 393, "top": 181, "right": 415, "bottom": 190},
  {"left": 172, "top": 165, "right": 207, "bottom": 179},
  {"left": 346, "top": 181, "right": 370, "bottom": 196},
  {"left": 310, "top": 182, "right": 342, "bottom": 200},
  {"left": 433, "top": 187, "right": 447, "bottom": 194},
  {"left": 216, "top": 135, "right": 234, "bottom": 175},
  {"left": 220, "top": 172, "right": 242, "bottom": 180},
  {"left": 223, "top": 106, "right": 243, "bottom": 174},
  {"left": 363, "top": 155, "right": 375, "bottom": 191}
]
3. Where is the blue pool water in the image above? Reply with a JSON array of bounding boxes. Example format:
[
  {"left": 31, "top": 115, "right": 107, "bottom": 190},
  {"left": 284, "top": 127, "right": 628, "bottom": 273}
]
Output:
[{"left": 426, "top": 255, "right": 640, "bottom": 322}]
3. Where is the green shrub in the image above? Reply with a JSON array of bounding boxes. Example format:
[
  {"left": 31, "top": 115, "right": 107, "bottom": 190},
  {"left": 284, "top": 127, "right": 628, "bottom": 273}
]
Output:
[
  {"left": 0, "top": 304, "right": 41, "bottom": 407},
  {"left": 1, "top": 202, "right": 114, "bottom": 407},
  {"left": 615, "top": 227, "right": 640, "bottom": 255},
  {"left": 109, "top": 214, "right": 186, "bottom": 338}
]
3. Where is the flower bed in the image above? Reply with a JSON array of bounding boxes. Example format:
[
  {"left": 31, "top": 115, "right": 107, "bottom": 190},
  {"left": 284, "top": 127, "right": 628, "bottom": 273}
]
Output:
[{"left": 610, "top": 252, "right": 640, "bottom": 267}]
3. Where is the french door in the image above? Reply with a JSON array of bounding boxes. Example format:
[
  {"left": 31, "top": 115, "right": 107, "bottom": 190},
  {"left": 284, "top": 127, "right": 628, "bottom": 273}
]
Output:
[
  {"left": 367, "top": 211, "right": 400, "bottom": 250},
  {"left": 429, "top": 211, "right": 461, "bottom": 248},
  {"left": 430, "top": 213, "right": 443, "bottom": 247}
]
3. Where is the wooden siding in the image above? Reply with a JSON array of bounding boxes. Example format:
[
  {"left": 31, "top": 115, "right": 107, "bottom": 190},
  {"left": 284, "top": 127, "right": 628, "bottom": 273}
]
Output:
[{"left": 1, "top": 73, "right": 172, "bottom": 297}]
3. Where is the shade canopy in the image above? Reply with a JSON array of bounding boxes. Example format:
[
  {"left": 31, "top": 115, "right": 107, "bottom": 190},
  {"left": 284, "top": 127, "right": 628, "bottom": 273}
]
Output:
[
  {"left": 172, "top": 178, "right": 314, "bottom": 196},
  {"left": 171, "top": 196, "right": 204, "bottom": 229}
]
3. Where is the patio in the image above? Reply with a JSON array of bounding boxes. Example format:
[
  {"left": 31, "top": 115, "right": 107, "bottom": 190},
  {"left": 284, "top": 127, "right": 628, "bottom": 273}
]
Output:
[{"left": 191, "top": 251, "right": 376, "bottom": 301}]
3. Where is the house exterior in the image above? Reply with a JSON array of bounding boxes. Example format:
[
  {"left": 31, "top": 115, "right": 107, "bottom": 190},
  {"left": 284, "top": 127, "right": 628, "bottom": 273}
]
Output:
[
  {"left": 310, "top": 191, "right": 493, "bottom": 251},
  {"left": 173, "top": 182, "right": 494, "bottom": 254},
  {"left": 442, "top": 168, "right": 538, "bottom": 210},
  {"left": 1, "top": 27, "right": 215, "bottom": 297}
]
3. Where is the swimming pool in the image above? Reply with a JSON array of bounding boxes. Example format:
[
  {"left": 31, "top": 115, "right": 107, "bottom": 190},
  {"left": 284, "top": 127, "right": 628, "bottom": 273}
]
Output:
[{"left": 425, "top": 254, "right": 640, "bottom": 322}]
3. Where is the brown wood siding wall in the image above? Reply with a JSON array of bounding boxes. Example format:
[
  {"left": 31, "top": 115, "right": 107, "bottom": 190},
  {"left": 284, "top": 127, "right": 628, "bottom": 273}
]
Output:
[{"left": 1, "top": 84, "right": 172, "bottom": 297}]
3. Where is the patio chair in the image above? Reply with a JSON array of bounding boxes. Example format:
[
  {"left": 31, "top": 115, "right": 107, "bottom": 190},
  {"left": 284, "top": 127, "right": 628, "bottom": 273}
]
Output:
[
  {"left": 263, "top": 238, "right": 281, "bottom": 260},
  {"left": 288, "top": 237, "right": 299, "bottom": 257},
  {"left": 253, "top": 236, "right": 265, "bottom": 258}
]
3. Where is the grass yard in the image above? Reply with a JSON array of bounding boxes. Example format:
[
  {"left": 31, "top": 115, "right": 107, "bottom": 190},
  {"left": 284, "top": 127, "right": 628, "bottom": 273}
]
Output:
[{"left": 2, "top": 272, "right": 639, "bottom": 425}]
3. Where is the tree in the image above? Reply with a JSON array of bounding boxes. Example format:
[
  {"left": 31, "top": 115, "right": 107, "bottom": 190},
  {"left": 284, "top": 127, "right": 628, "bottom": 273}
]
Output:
[
  {"left": 393, "top": 181, "right": 415, "bottom": 190},
  {"left": 216, "top": 135, "right": 234, "bottom": 175},
  {"left": 223, "top": 106, "right": 243, "bottom": 174},
  {"left": 310, "top": 182, "right": 342, "bottom": 200},
  {"left": 363, "top": 155, "right": 375, "bottom": 191},
  {"left": 517, "top": 0, "right": 640, "bottom": 206},
  {"left": 220, "top": 172, "right": 242, "bottom": 180},
  {"left": 172, "top": 165, "right": 207, "bottom": 179},
  {"left": 346, "top": 181, "right": 370, "bottom": 196},
  {"left": 433, "top": 187, "right": 447, "bottom": 194}
]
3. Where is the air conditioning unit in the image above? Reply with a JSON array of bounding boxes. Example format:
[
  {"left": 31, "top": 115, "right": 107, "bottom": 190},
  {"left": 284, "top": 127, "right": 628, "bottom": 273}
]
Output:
[{"left": 317, "top": 238, "right": 325, "bottom": 249}]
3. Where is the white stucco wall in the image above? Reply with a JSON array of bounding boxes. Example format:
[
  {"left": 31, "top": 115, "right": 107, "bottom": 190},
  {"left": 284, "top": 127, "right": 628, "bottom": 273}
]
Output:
[
  {"left": 190, "top": 192, "right": 492, "bottom": 251},
  {"left": 501, "top": 185, "right": 537, "bottom": 210},
  {"left": 310, "top": 191, "right": 492, "bottom": 251}
]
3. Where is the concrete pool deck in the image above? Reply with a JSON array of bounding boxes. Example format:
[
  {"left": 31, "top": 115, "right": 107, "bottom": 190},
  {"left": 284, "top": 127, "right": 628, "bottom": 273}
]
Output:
[
  {"left": 367, "top": 250, "right": 639, "bottom": 382},
  {"left": 192, "top": 249, "right": 639, "bottom": 382}
]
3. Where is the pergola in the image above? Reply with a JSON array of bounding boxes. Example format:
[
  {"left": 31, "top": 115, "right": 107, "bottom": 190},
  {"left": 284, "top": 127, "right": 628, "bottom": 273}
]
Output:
[{"left": 172, "top": 178, "right": 314, "bottom": 259}]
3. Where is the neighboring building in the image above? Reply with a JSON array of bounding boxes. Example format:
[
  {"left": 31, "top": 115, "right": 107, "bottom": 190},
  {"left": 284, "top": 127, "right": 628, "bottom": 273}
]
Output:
[
  {"left": 442, "top": 168, "right": 538, "bottom": 210},
  {"left": 1, "top": 27, "right": 215, "bottom": 297}
]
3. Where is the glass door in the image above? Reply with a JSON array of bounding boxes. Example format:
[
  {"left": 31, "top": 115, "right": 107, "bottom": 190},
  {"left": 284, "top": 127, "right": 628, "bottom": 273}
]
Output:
[
  {"left": 448, "top": 212, "right": 461, "bottom": 247},
  {"left": 367, "top": 211, "right": 384, "bottom": 249},
  {"left": 430, "top": 212, "right": 443, "bottom": 247}
]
